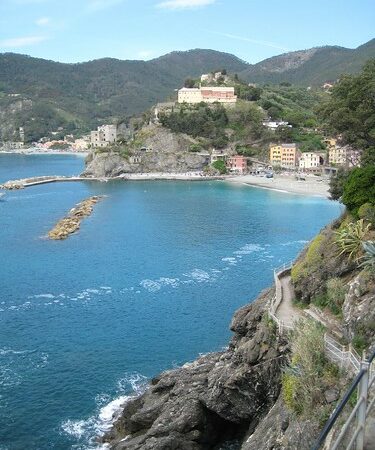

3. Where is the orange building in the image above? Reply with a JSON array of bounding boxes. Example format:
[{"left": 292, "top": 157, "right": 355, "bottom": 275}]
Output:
[{"left": 226, "top": 155, "right": 247, "bottom": 174}]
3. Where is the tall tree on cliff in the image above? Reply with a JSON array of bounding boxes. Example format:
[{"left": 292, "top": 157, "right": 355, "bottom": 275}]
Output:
[{"left": 319, "top": 58, "right": 375, "bottom": 166}]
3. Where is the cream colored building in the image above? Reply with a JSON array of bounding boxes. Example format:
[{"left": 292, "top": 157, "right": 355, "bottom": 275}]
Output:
[
  {"left": 269, "top": 143, "right": 298, "bottom": 168},
  {"left": 177, "top": 87, "right": 237, "bottom": 104},
  {"left": 329, "top": 147, "right": 347, "bottom": 165},
  {"left": 90, "top": 124, "right": 117, "bottom": 148},
  {"left": 299, "top": 152, "right": 325, "bottom": 170}
]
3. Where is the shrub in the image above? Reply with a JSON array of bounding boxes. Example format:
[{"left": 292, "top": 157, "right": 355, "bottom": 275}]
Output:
[
  {"left": 341, "top": 166, "right": 375, "bottom": 216},
  {"left": 282, "top": 319, "right": 330, "bottom": 415},
  {"left": 326, "top": 277, "right": 346, "bottom": 314},
  {"left": 335, "top": 219, "right": 371, "bottom": 260},
  {"left": 291, "top": 234, "right": 324, "bottom": 283},
  {"left": 358, "top": 203, "right": 375, "bottom": 227},
  {"left": 189, "top": 144, "right": 203, "bottom": 153},
  {"left": 211, "top": 160, "right": 227, "bottom": 174}
]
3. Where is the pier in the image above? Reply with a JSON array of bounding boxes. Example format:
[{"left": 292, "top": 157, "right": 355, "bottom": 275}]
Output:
[{"left": 0, "top": 175, "right": 107, "bottom": 190}]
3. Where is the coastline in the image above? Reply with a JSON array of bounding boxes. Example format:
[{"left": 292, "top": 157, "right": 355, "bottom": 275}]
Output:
[
  {"left": 0, "top": 150, "right": 88, "bottom": 157},
  {"left": 225, "top": 174, "right": 330, "bottom": 198}
]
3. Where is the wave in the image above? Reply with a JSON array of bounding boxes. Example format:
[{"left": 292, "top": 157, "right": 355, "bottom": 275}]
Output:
[
  {"left": 0, "top": 347, "right": 49, "bottom": 389},
  {"left": 61, "top": 373, "right": 148, "bottom": 449}
]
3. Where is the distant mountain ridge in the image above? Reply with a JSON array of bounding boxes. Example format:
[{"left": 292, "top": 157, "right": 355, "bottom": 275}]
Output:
[
  {"left": 0, "top": 39, "right": 374, "bottom": 141},
  {"left": 239, "top": 39, "right": 375, "bottom": 84}
]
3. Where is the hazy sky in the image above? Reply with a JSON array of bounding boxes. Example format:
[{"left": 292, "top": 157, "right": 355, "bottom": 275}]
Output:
[{"left": 0, "top": 0, "right": 374, "bottom": 63}]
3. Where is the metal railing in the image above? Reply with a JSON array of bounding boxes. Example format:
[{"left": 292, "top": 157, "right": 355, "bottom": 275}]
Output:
[
  {"left": 313, "top": 348, "right": 375, "bottom": 450},
  {"left": 324, "top": 334, "right": 361, "bottom": 375},
  {"left": 268, "top": 260, "right": 294, "bottom": 333}
]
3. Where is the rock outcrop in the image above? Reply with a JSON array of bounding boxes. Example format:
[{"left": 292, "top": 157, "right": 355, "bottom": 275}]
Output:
[
  {"left": 103, "top": 289, "right": 289, "bottom": 449},
  {"left": 82, "top": 125, "right": 210, "bottom": 178},
  {"left": 48, "top": 196, "right": 103, "bottom": 240}
]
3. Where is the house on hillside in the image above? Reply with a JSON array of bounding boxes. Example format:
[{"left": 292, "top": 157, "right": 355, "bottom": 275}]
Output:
[
  {"left": 269, "top": 143, "right": 298, "bottom": 169},
  {"left": 90, "top": 124, "right": 117, "bottom": 148},
  {"left": 177, "top": 87, "right": 237, "bottom": 104},
  {"left": 226, "top": 155, "right": 248, "bottom": 174},
  {"left": 299, "top": 151, "right": 326, "bottom": 172}
]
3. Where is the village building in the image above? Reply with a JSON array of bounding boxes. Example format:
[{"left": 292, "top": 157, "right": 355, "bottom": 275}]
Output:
[
  {"left": 210, "top": 149, "right": 228, "bottom": 164},
  {"left": 328, "top": 146, "right": 347, "bottom": 165},
  {"left": 269, "top": 143, "right": 298, "bottom": 169},
  {"left": 226, "top": 155, "right": 248, "bottom": 174},
  {"left": 262, "top": 120, "right": 291, "bottom": 131},
  {"left": 90, "top": 124, "right": 117, "bottom": 148},
  {"left": 177, "top": 87, "right": 237, "bottom": 104},
  {"left": 299, "top": 152, "right": 326, "bottom": 171}
]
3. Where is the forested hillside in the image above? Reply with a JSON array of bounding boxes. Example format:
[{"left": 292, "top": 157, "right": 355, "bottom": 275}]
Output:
[{"left": 0, "top": 39, "right": 374, "bottom": 143}]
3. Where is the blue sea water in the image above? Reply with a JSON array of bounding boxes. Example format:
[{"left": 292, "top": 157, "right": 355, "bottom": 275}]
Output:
[{"left": 0, "top": 154, "right": 343, "bottom": 449}]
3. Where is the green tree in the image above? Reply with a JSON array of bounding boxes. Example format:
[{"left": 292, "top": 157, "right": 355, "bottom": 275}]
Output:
[
  {"left": 341, "top": 166, "right": 375, "bottom": 215},
  {"left": 212, "top": 160, "right": 227, "bottom": 174},
  {"left": 318, "top": 59, "right": 375, "bottom": 152}
]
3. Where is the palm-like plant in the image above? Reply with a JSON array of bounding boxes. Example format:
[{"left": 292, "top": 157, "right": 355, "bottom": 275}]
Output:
[
  {"left": 360, "top": 241, "right": 375, "bottom": 270},
  {"left": 335, "top": 219, "right": 372, "bottom": 260}
]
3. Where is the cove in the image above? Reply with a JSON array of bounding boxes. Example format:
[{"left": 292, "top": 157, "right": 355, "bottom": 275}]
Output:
[{"left": 0, "top": 154, "right": 342, "bottom": 449}]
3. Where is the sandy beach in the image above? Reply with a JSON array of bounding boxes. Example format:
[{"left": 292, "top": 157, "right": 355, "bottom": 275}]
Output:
[{"left": 226, "top": 174, "right": 331, "bottom": 198}]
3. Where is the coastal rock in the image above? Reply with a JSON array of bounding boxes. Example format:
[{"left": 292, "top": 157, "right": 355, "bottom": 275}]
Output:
[
  {"left": 103, "top": 289, "right": 289, "bottom": 449},
  {"left": 242, "top": 396, "right": 320, "bottom": 450},
  {"left": 82, "top": 125, "right": 210, "bottom": 178},
  {"left": 48, "top": 196, "right": 102, "bottom": 240}
]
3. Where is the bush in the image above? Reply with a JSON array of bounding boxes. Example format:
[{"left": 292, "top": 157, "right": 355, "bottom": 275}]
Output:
[
  {"left": 211, "top": 160, "right": 227, "bottom": 174},
  {"left": 341, "top": 166, "right": 375, "bottom": 216},
  {"left": 189, "top": 144, "right": 203, "bottom": 153},
  {"left": 291, "top": 234, "right": 324, "bottom": 283},
  {"left": 282, "top": 319, "right": 331, "bottom": 415},
  {"left": 358, "top": 203, "right": 375, "bottom": 226},
  {"left": 326, "top": 277, "right": 346, "bottom": 315}
]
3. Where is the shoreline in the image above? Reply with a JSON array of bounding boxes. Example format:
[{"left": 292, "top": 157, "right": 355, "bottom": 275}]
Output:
[
  {"left": 0, "top": 150, "right": 88, "bottom": 157},
  {"left": 225, "top": 174, "right": 330, "bottom": 198}
]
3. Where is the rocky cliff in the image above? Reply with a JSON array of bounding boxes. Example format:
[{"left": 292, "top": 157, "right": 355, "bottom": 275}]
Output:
[
  {"left": 82, "top": 124, "right": 211, "bottom": 178},
  {"left": 102, "top": 289, "right": 291, "bottom": 449}
]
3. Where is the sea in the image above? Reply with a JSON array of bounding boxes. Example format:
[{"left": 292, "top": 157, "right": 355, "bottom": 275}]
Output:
[{"left": 0, "top": 153, "right": 343, "bottom": 449}]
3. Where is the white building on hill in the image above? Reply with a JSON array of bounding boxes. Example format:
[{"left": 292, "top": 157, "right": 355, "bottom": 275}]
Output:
[
  {"left": 178, "top": 87, "right": 237, "bottom": 104},
  {"left": 90, "top": 125, "right": 117, "bottom": 148}
]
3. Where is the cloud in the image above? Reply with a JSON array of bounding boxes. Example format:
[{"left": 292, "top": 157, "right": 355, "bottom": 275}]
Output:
[
  {"left": 36, "top": 17, "right": 51, "bottom": 26},
  {"left": 156, "top": 0, "right": 215, "bottom": 10},
  {"left": 86, "top": 0, "right": 125, "bottom": 12},
  {"left": 0, "top": 35, "right": 48, "bottom": 48},
  {"left": 212, "top": 31, "right": 290, "bottom": 52}
]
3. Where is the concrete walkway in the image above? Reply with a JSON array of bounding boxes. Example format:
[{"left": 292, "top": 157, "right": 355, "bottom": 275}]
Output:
[{"left": 275, "top": 274, "right": 302, "bottom": 326}]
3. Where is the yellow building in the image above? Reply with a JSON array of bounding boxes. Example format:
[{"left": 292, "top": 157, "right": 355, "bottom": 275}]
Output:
[
  {"left": 324, "top": 137, "right": 337, "bottom": 148},
  {"left": 329, "top": 147, "right": 347, "bottom": 165},
  {"left": 269, "top": 143, "right": 298, "bottom": 168}
]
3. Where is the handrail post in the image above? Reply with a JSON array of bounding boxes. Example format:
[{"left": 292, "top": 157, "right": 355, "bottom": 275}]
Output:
[{"left": 356, "top": 361, "right": 369, "bottom": 450}]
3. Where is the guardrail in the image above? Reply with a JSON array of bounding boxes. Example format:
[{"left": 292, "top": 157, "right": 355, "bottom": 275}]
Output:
[
  {"left": 313, "top": 348, "right": 375, "bottom": 450},
  {"left": 268, "top": 260, "right": 294, "bottom": 333},
  {"left": 324, "top": 334, "right": 361, "bottom": 375}
]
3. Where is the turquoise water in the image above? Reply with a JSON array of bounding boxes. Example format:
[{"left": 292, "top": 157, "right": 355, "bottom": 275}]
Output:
[{"left": 0, "top": 155, "right": 342, "bottom": 449}]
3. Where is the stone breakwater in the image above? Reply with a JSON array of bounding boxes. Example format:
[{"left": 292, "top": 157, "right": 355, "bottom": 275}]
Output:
[{"left": 48, "top": 196, "right": 103, "bottom": 240}]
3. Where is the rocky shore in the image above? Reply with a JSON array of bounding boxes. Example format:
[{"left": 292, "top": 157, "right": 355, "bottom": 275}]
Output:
[
  {"left": 102, "top": 289, "right": 294, "bottom": 449},
  {"left": 48, "top": 196, "right": 103, "bottom": 240}
]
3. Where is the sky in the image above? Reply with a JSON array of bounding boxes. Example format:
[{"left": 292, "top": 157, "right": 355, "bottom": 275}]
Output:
[{"left": 0, "top": 0, "right": 374, "bottom": 64}]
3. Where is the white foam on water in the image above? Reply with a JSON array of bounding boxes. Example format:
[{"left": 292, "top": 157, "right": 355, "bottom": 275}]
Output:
[
  {"left": 140, "top": 277, "right": 180, "bottom": 293},
  {"left": 184, "top": 268, "right": 213, "bottom": 283},
  {"left": 28, "top": 293, "right": 55, "bottom": 299},
  {"left": 280, "top": 239, "right": 309, "bottom": 246},
  {"left": 221, "top": 257, "right": 237, "bottom": 266},
  {"left": 0, "top": 348, "right": 49, "bottom": 388},
  {"left": 61, "top": 373, "right": 148, "bottom": 449},
  {"left": 233, "top": 243, "right": 264, "bottom": 255}
]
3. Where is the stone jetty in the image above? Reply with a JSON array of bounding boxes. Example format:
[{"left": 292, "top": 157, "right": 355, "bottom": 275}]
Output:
[{"left": 48, "top": 196, "right": 103, "bottom": 240}]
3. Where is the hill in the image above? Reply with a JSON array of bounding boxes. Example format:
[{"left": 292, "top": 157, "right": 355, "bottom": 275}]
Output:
[
  {"left": 239, "top": 39, "right": 375, "bottom": 85},
  {"left": 0, "top": 39, "right": 374, "bottom": 142},
  {"left": 0, "top": 49, "right": 248, "bottom": 142}
]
